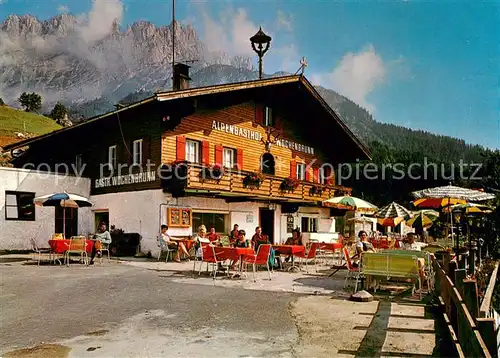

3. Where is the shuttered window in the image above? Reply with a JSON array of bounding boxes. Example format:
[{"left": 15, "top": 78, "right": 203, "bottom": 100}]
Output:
[
  {"left": 132, "top": 139, "right": 142, "bottom": 166},
  {"left": 223, "top": 148, "right": 236, "bottom": 168},
  {"left": 186, "top": 140, "right": 200, "bottom": 163},
  {"left": 296, "top": 163, "right": 306, "bottom": 180}
]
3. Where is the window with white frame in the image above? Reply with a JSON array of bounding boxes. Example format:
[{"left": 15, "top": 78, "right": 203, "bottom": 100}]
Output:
[
  {"left": 75, "top": 154, "right": 83, "bottom": 173},
  {"left": 223, "top": 147, "right": 236, "bottom": 168},
  {"left": 185, "top": 139, "right": 200, "bottom": 163},
  {"left": 296, "top": 163, "right": 306, "bottom": 180},
  {"left": 5, "top": 191, "right": 35, "bottom": 221},
  {"left": 132, "top": 139, "right": 142, "bottom": 165},
  {"left": 108, "top": 145, "right": 117, "bottom": 169},
  {"left": 301, "top": 216, "right": 318, "bottom": 233},
  {"left": 264, "top": 106, "right": 274, "bottom": 126}
]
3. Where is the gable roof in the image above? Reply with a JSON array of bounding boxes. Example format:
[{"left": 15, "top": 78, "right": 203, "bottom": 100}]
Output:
[{"left": 2, "top": 75, "right": 371, "bottom": 160}]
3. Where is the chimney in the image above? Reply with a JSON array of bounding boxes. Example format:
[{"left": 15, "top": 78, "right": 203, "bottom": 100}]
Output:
[{"left": 172, "top": 63, "right": 191, "bottom": 90}]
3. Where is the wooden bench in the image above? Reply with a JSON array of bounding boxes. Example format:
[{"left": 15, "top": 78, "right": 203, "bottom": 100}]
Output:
[{"left": 361, "top": 251, "right": 422, "bottom": 299}]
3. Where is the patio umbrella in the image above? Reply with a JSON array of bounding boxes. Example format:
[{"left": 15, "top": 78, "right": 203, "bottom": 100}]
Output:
[
  {"left": 377, "top": 216, "right": 406, "bottom": 227},
  {"left": 374, "top": 202, "right": 412, "bottom": 219},
  {"left": 406, "top": 210, "right": 439, "bottom": 230},
  {"left": 323, "top": 196, "right": 378, "bottom": 213},
  {"left": 34, "top": 192, "right": 92, "bottom": 239},
  {"left": 411, "top": 184, "right": 495, "bottom": 252},
  {"left": 444, "top": 203, "right": 494, "bottom": 216}
]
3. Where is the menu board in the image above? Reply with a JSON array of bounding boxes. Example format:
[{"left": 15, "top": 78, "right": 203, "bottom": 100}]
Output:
[
  {"left": 286, "top": 215, "right": 294, "bottom": 233},
  {"left": 167, "top": 208, "right": 192, "bottom": 228}
]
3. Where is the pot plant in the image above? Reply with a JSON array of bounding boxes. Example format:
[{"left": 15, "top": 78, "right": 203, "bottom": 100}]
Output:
[
  {"left": 309, "top": 185, "right": 325, "bottom": 196},
  {"left": 243, "top": 171, "right": 266, "bottom": 188},
  {"left": 280, "top": 177, "right": 300, "bottom": 192}
]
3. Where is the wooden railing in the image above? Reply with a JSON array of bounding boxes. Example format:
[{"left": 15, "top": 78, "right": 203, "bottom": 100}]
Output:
[
  {"left": 433, "top": 256, "right": 498, "bottom": 357},
  {"left": 184, "top": 165, "right": 348, "bottom": 203}
]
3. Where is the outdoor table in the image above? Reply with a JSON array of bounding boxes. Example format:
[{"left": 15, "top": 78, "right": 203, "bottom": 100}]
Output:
[
  {"left": 48, "top": 239, "right": 94, "bottom": 254},
  {"left": 272, "top": 245, "right": 305, "bottom": 271},
  {"left": 214, "top": 247, "right": 255, "bottom": 277},
  {"left": 319, "top": 242, "right": 343, "bottom": 265}
]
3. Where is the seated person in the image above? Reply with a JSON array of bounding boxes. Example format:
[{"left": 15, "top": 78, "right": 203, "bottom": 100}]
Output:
[
  {"left": 404, "top": 233, "right": 420, "bottom": 251},
  {"left": 207, "top": 227, "right": 220, "bottom": 243},
  {"left": 89, "top": 222, "right": 112, "bottom": 265},
  {"left": 158, "top": 224, "right": 190, "bottom": 262},
  {"left": 230, "top": 230, "right": 251, "bottom": 271},
  {"left": 229, "top": 224, "right": 240, "bottom": 244},
  {"left": 352, "top": 230, "right": 376, "bottom": 267},
  {"left": 251, "top": 226, "right": 269, "bottom": 250},
  {"left": 280, "top": 228, "right": 304, "bottom": 263}
]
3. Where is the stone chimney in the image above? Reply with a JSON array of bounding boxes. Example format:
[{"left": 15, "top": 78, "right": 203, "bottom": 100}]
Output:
[{"left": 172, "top": 63, "right": 191, "bottom": 90}]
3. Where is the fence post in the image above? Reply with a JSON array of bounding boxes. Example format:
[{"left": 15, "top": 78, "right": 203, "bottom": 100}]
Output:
[
  {"left": 449, "top": 261, "right": 458, "bottom": 283},
  {"left": 476, "top": 318, "right": 498, "bottom": 358},
  {"left": 455, "top": 269, "right": 467, "bottom": 297},
  {"left": 463, "top": 279, "right": 479, "bottom": 319}
]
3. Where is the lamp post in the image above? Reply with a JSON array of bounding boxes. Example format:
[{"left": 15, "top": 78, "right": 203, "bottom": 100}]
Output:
[{"left": 250, "top": 27, "right": 272, "bottom": 80}]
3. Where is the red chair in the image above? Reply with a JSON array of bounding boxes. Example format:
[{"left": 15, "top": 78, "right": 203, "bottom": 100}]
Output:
[
  {"left": 243, "top": 244, "right": 272, "bottom": 282},
  {"left": 299, "top": 242, "right": 320, "bottom": 273},
  {"left": 196, "top": 244, "right": 218, "bottom": 279},
  {"left": 343, "top": 247, "right": 361, "bottom": 293}
]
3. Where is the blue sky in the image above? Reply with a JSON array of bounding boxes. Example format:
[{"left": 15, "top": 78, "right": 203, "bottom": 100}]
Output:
[{"left": 1, "top": 0, "right": 499, "bottom": 149}]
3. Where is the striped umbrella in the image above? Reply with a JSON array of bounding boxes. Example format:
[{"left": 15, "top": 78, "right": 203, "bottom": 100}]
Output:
[
  {"left": 406, "top": 210, "right": 439, "bottom": 229},
  {"left": 412, "top": 184, "right": 495, "bottom": 251},
  {"left": 412, "top": 184, "right": 495, "bottom": 203},
  {"left": 413, "top": 197, "right": 466, "bottom": 208},
  {"left": 374, "top": 202, "right": 412, "bottom": 219},
  {"left": 444, "top": 203, "right": 494, "bottom": 216},
  {"left": 323, "top": 196, "right": 378, "bottom": 212},
  {"left": 377, "top": 217, "right": 406, "bottom": 227}
]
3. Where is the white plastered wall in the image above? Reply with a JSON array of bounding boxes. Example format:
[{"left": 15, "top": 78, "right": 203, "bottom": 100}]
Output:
[{"left": 0, "top": 167, "right": 92, "bottom": 250}]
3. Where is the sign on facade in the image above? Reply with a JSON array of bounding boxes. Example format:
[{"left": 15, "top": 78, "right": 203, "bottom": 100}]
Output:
[
  {"left": 211, "top": 120, "right": 314, "bottom": 155},
  {"left": 94, "top": 170, "right": 156, "bottom": 188},
  {"left": 246, "top": 214, "right": 254, "bottom": 223},
  {"left": 287, "top": 215, "right": 294, "bottom": 233}
]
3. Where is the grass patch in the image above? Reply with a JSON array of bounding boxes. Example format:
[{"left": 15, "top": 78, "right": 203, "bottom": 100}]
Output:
[{"left": 0, "top": 106, "right": 61, "bottom": 135}]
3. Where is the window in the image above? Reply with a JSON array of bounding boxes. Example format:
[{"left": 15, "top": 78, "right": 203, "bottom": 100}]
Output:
[
  {"left": 133, "top": 139, "right": 143, "bottom": 166},
  {"left": 75, "top": 154, "right": 83, "bottom": 173},
  {"left": 264, "top": 106, "right": 274, "bottom": 127},
  {"left": 5, "top": 191, "right": 35, "bottom": 221},
  {"left": 192, "top": 212, "right": 227, "bottom": 234},
  {"left": 296, "top": 163, "right": 306, "bottom": 180},
  {"left": 186, "top": 140, "right": 200, "bottom": 163},
  {"left": 301, "top": 217, "right": 318, "bottom": 233},
  {"left": 55, "top": 207, "right": 78, "bottom": 237},
  {"left": 108, "top": 145, "right": 117, "bottom": 169},
  {"left": 223, "top": 148, "right": 236, "bottom": 168},
  {"left": 261, "top": 153, "right": 275, "bottom": 175},
  {"left": 319, "top": 167, "right": 326, "bottom": 184}
]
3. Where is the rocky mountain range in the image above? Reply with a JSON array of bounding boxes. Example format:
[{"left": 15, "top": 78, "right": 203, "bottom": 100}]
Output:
[{"left": 0, "top": 13, "right": 487, "bottom": 163}]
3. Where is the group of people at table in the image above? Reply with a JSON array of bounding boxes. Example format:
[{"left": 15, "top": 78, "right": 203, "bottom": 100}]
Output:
[{"left": 158, "top": 223, "right": 305, "bottom": 269}]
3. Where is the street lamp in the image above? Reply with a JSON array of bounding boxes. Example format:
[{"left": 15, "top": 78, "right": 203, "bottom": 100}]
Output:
[{"left": 250, "top": 27, "right": 272, "bottom": 80}]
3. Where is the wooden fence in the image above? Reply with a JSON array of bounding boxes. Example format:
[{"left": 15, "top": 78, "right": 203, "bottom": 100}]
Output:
[{"left": 433, "top": 256, "right": 498, "bottom": 357}]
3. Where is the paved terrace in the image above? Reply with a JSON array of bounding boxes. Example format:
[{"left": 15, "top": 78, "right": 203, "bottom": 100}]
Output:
[{"left": 0, "top": 256, "right": 440, "bottom": 357}]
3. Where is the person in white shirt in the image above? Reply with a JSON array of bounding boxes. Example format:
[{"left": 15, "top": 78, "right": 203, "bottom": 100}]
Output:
[
  {"left": 404, "top": 233, "right": 420, "bottom": 251},
  {"left": 159, "top": 225, "right": 189, "bottom": 262}
]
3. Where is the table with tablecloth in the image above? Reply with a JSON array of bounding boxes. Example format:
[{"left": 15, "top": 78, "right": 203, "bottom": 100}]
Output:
[
  {"left": 48, "top": 239, "right": 94, "bottom": 254},
  {"left": 272, "top": 245, "right": 305, "bottom": 271},
  {"left": 318, "top": 242, "right": 343, "bottom": 265},
  {"left": 213, "top": 247, "right": 255, "bottom": 276}
]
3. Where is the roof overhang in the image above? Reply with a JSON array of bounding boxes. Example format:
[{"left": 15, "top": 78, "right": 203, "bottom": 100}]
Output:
[{"left": 2, "top": 75, "right": 370, "bottom": 162}]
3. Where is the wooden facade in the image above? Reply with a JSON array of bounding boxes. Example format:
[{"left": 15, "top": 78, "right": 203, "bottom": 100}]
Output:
[{"left": 5, "top": 75, "right": 369, "bottom": 203}]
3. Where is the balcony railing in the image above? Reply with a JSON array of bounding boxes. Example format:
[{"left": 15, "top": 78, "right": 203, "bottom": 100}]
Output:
[{"left": 166, "top": 163, "right": 350, "bottom": 203}]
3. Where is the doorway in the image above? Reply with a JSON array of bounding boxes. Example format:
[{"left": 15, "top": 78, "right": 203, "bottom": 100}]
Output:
[
  {"left": 94, "top": 211, "right": 109, "bottom": 232},
  {"left": 259, "top": 208, "right": 275, "bottom": 244}
]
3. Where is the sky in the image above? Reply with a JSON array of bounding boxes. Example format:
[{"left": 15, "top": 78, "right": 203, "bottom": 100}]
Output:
[{"left": 1, "top": 0, "right": 499, "bottom": 149}]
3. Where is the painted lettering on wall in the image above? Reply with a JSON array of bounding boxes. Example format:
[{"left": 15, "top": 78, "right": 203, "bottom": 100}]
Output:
[
  {"left": 212, "top": 120, "right": 262, "bottom": 141},
  {"left": 211, "top": 120, "right": 314, "bottom": 155},
  {"left": 94, "top": 171, "right": 156, "bottom": 188}
]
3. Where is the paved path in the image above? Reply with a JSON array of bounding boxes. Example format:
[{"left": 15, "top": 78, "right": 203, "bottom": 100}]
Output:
[{"left": 0, "top": 258, "right": 438, "bottom": 357}]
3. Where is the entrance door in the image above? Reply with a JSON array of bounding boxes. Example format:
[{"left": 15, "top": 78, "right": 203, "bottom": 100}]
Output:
[
  {"left": 55, "top": 207, "right": 78, "bottom": 238},
  {"left": 259, "top": 208, "right": 275, "bottom": 244},
  {"left": 94, "top": 211, "right": 109, "bottom": 232}
]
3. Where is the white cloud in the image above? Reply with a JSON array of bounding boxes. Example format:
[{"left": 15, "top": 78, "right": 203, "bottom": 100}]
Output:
[
  {"left": 276, "top": 10, "right": 293, "bottom": 32},
  {"left": 192, "top": 4, "right": 299, "bottom": 73},
  {"left": 78, "top": 0, "right": 123, "bottom": 42},
  {"left": 57, "top": 4, "right": 69, "bottom": 13},
  {"left": 311, "top": 44, "right": 387, "bottom": 112}
]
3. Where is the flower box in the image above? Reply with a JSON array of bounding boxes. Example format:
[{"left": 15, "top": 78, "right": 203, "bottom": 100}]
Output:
[
  {"left": 280, "top": 177, "right": 300, "bottom": 192},
  {"left": 243, "top": 171, "right": 266, "bottom": 188},
  {"left": 200, "top": 164, "right": 225, "bottom": 182}
]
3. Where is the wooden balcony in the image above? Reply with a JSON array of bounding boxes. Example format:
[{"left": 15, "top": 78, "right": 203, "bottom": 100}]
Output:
[{"left": 164, "top": 163, "right": 350, "bottom": 204}]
